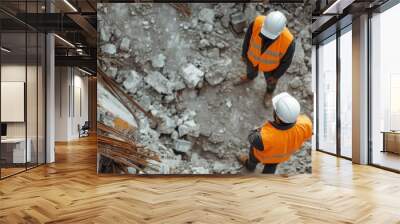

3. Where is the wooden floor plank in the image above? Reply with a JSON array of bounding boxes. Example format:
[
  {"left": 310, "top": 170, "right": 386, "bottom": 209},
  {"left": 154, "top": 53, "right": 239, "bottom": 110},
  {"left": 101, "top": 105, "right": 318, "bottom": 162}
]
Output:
[{"left": 0, "top": 136, "right": 400, "bottom": 223}]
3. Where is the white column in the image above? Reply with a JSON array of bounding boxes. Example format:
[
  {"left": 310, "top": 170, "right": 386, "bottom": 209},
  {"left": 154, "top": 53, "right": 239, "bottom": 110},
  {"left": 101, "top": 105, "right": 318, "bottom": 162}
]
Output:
[
  {"left": 46, "top": 32, "right": 55, "bottom": 163},
  {"left": 352, "top": 14, "right": 369, "bottom": 164}
]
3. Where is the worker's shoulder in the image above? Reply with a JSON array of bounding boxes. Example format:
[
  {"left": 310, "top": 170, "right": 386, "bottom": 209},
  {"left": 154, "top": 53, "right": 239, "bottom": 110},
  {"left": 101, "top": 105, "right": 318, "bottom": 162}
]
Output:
[
  {"left": 252, "top": 16, "right": 264, "bottom": 27},
  {"left": 281, "top": 28, "right": 294, "bottom": 42},
  {"left": 296, "top": 115, "right": 312, "bottom": 126}
]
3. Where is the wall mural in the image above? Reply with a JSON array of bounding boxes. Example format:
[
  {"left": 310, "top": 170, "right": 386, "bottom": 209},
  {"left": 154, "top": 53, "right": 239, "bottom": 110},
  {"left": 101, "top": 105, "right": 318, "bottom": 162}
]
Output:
[{"left": 97, "top": 2, "right": 313, "bottom": 175}]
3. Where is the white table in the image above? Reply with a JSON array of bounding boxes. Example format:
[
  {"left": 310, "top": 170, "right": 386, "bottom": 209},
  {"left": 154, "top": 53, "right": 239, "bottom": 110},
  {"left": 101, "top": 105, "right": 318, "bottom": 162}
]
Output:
[{"left": 1, "top": 138, "right": 31, "bottom": 163}]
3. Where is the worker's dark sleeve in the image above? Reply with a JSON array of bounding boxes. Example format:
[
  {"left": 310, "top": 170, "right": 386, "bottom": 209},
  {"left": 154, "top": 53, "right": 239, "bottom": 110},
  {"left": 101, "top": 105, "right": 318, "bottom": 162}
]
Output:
[
  {"left": 248, "top": 129, "right": 264, "bottom": 151},
  {"left": 270, "top": 40, "right": 296, "bottom": 79},
  {"left": 242, "top": 21, "right": 254, "bottom": 59}
]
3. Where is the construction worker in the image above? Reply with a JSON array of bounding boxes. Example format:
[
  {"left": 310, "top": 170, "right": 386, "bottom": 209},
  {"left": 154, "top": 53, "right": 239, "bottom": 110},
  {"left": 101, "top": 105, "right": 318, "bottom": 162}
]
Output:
[
  {"left": 238, "top": 92, "right": 312, "bottom": 174},
  {"left": 236, "top": 11, "right": 295, "bottom": 107}
]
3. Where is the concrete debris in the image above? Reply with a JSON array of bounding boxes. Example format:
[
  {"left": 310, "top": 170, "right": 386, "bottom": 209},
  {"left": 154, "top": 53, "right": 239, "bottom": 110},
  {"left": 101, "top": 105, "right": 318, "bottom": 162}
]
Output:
[
  {"left": 151, "top": 53, "right": 166, "bottom": 68},
  {"left": 202, "top": 23, "right": 213, "bottom": 33},
  {"left": 106, "top": 66, "right": 118, "bottom": 79},
  {"left": 144, "top": 71, "right": 173, "bottom": 94},
  {"left": 127, "top": 167, "right": 137, "bottom": 174},
  {"left": 226, "top": 100, "right": 232, "bottom": 108},
  {"left": 209, "top": 132, "right": 224, "bottom": 144},
  {"left": 178, "top": 120, "right": 200, "bottom": 137},
  {"left": 230, "top": 12, "right": 247, "bottom": 34},
  {"left": 174, "top": 139, "right": 192, "bottom": 153},
  {"left": 101, "top": 43, "right": 117, "bottom": 55},
  {"left": 100, "top": 27, "right": 111, "bottom": 42},
  {"left": 158, "top": 115, "right": 177, "bottom": 134},
  {"left": 289, "top": 76, "right": 302, "bottom": 89},
  {"left": 199, "top": 39, "right": 210, "bottom": 49},
  {"left": 119, "top": 70, "right": 142, "bottom": 94},
  {"left": 192, "top": 167, "right": 210, "bottom": 174},
  {"left": 198, "top": 8, "right": 215, "bottom": 24},
  {"left": 205, "top": 71, "right": 225, "bottom": 86},
  {"left": 207, "top": 48, "right": 220, "bottom": 59},
  {"left": 120, "top": 37, "right": 131, "bottom": 51},
  {"left": 98, "top": 2, "right": 312, "bottom": 175},
  {"left": 181, "top": 64, "right": 205, "bottom": 88}
]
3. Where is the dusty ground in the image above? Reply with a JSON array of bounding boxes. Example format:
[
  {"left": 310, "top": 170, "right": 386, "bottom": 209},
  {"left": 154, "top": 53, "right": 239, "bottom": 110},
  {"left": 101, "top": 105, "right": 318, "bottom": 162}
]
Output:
[{"left": 97, "top": 3, "right": 312, "bottom": 175}]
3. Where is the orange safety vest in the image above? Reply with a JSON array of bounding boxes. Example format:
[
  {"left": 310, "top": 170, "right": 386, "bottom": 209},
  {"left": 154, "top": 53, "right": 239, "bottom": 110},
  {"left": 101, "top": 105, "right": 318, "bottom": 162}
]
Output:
[
  {"left": 247, "top": 16, "right": 294, "bottom": 72},
  {"left": 253, "top": 115, "right": 312, "bottom": 164}
]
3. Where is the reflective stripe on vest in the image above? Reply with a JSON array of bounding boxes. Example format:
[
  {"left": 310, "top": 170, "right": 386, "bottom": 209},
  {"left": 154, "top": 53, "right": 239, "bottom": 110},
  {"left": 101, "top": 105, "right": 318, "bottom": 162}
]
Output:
[
  {"left": 252, "top": 115, "right": 313, "bottom": 164},
  {"left": 249, "top": 40, "right": 283, "bottom": 57},
  {"left": 248, "top": 50, "right": 278, "bottom": 65},
  {"left": 246, "top": 16, "right": 294, "bottom": 72}
]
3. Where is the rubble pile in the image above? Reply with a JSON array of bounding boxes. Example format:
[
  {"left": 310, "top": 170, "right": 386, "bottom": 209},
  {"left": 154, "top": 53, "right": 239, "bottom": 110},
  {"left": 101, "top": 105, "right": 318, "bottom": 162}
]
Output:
[{"left": 97, "top": 2, "right": 313, "bottom": 175}]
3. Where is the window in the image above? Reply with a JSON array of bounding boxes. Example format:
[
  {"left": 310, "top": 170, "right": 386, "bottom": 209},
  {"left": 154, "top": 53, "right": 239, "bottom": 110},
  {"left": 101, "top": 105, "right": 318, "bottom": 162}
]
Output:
[
  {"left": 339, "top": 28, "right": 352, "bottom": 158},
  {"left": 317, "top": 36, "right": 337, "bottom": 154},
  {"left": 370, "top": 3, "right": 400, "bottom": 171},
  {"left": 0, "top": 2, "right": 46, "bottom": 179}
]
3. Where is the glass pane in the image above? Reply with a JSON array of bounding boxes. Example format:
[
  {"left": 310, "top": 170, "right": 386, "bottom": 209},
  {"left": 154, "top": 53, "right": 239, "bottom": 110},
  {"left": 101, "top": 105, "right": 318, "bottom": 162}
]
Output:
[
  {"left": 1, "top": 31, "right": 27, "bottom": 177},
  {"left": 371, "top": 4, "right": 400, "bottom": 171},
  {"left": 27, "top": 31, "right": 38, "bottom": 169},
  {"left": 318, "top": 37, "right": 337, "bottom": 154},
  {"left": 340, "top": 29, "right": 352, "bottom": 158},
  {"left": 38, "top": 33, "right": 45, "bottom": 165}
]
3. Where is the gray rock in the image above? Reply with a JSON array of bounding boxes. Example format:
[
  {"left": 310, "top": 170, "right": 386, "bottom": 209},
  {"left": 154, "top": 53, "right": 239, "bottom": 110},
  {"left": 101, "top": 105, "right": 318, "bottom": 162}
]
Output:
[
  {"left": 198, "top": 8, "right": 215, "bottom": 24},
  {"left": 171, "top": 131, "right": 179, "bottom": 140},
  {"left": 202, "top": 23, "right": 213, "bottom": 33},
  {"left": 144, "top": 71, "right": 173, "bottom": 94},
  {"left": 151, "top": 53, "right": 166, "bottom": 68},
  {"left": 174, "top": 139, "right": 192, "bottom": 153},
  {"left": 209, "top": 132, "right": 224, "bottom": 144},
  {"left": 208, "top": 48, "right": 220, "bottom": 59},
  {"left": 205, "top": 71, "right": 225, "bottom": 86},
  {"left": 199, "top": 39, "right": 210, "bottom": 49},
  {"left": 289, "top": 77, "right": 302, "bottom": 89},
  {"left": 181, "top": 64, "right": 205, "bottom": 88},
  {"left": 164, "top": 94, "right": 175, "bottom": 103},
  {"left": 213, "top": 161, "right": 230, "bottom": 173},
  {"left": 122, "top": 70, "right": 142, "bottom": 94},
  {"left": 106, "top": 66, "right": 118, "bottom": 79},
  {"left": 127, "top": 167, "right": 137, "bottom": 174},
  {"left": 101, "top": 43, "right": 116, "bottom": 54},
  {"left": 158, "top": 115, "right": 177, "bottom": 134},
  {"left": 192, "top": 167, "right": 210, "bottom": 174},
  {"left": 230, "top": 12, "right": 247, "bottom": 34},
  {"left": 100, "top": 27, "right": 111, "bottom": 42},
  {"left": 120, "top": 37, "right": 130, "bottom": 51},
  {"left": 178, "top": 120, "right": 200, "bottom": 137},
  {"left": 226, "top": 100, "right": 232, "bottom": 108},
  {"left": 221, "top": 15, "right": 230, "bottom": 28}
]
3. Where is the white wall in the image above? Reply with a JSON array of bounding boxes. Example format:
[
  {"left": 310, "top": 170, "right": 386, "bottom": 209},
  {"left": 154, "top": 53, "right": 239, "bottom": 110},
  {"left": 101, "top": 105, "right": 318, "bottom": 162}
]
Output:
[{"left": 54, "top": 67, "right": 89, "bottom": 141}]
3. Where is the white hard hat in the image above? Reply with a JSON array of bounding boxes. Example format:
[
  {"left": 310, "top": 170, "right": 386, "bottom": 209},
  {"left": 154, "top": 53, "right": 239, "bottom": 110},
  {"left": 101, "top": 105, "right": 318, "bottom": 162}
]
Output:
[
  {"left": 272, "top": 92, "right": 300, "bottom": 124},
  {"left": 261, "top": 11, "right": 287, "bottom": 40}
]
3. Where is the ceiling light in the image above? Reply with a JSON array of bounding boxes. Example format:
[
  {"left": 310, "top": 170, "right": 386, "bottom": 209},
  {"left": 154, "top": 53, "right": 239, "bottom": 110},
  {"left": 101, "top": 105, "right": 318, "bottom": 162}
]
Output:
[
  {"left": 78, "top": 67, "right": 93, "bottom": 76},
  {"left": 63, "top": 0, "right": 78, "bottom": 12},
  {"left": 323, "top": 0, "right": 342, "bottom": 14},
  {"left": 322, "top": 0, "right": 355, "bottom": 15},
  {"left": 1, "top": 47, "right": 11, "bottom": 53},
  {"left": 54, "top": 34, "right": 75, "bottom": 48}
]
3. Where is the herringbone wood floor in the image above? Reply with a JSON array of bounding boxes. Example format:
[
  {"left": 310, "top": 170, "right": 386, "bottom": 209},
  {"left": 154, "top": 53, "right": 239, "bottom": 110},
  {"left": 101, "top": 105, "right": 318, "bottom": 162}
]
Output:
[{"left": 1, "top": 136, "right": 400, "bottom": 224}]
